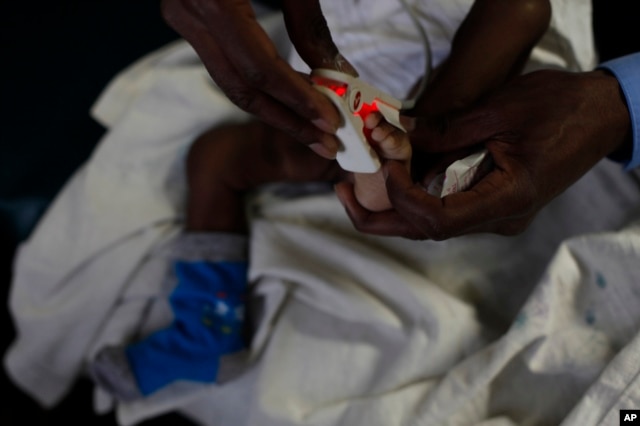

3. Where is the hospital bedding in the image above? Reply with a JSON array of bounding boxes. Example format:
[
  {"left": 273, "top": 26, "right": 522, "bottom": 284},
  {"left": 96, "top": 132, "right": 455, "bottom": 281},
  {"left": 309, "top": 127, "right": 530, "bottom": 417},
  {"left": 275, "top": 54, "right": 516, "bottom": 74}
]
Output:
[{"left": 5, "top": 1, "right": 640, "bottom": 425}]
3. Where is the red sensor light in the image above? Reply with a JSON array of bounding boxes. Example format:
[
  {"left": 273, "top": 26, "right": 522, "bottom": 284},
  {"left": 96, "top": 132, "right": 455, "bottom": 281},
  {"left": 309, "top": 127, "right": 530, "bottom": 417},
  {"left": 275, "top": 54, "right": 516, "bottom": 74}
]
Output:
[{"left": 327, "top": 84, "right": 347, "bottom": 97}]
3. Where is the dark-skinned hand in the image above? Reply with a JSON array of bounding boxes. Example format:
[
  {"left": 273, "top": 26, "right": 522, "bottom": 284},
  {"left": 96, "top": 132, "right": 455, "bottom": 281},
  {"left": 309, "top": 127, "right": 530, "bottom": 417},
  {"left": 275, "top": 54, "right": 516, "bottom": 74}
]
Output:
[
  {"left": 335, "top": 69, "right": 632, "bottom": 240},
  {"left": 160, "top": 0, "right": 357, "bottom": 158}
]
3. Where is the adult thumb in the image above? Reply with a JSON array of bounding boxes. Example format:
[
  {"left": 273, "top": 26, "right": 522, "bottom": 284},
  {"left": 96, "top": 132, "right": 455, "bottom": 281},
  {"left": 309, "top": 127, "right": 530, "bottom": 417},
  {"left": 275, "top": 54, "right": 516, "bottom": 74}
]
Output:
[{"left": 407, "top": 106, "right": 499, "bottom": 153}]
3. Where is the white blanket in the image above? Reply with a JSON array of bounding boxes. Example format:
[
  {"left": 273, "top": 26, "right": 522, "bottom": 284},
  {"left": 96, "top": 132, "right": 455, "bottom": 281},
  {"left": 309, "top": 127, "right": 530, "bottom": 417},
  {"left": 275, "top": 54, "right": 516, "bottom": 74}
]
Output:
[{"left": 5, "top": 2, "right": 640, "bottom": 425}]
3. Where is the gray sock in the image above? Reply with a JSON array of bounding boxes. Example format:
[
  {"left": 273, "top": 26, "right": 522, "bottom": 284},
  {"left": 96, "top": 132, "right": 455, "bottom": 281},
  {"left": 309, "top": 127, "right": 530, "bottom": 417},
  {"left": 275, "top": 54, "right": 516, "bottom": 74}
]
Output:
[{"left": 89, "top": 346, "right": 142, "bottom": 402}]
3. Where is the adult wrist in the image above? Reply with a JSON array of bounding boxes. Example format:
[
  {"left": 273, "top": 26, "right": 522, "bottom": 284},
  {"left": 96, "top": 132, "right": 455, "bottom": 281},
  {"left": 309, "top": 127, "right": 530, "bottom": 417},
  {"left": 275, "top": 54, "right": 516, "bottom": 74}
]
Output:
[{"left": 598, "top": 52, "right": 640, "bottom": 170}]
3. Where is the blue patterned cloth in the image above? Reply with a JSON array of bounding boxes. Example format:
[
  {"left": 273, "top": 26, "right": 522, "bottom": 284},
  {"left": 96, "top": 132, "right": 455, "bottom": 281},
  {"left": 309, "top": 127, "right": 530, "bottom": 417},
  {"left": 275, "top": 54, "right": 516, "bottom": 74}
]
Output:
[{"left": 126, "top": 260, "right": 248, "bottom": 396}]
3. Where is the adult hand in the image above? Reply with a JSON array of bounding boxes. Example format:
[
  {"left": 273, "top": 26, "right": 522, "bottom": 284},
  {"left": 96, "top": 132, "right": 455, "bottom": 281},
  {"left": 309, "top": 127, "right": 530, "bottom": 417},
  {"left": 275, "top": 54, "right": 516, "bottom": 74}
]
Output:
[
  {"left": 161, "top": 0, "right": 356, "bottom": 158},
  {"left": 335, "top": 69, "right": 632, "bottom": 240}
]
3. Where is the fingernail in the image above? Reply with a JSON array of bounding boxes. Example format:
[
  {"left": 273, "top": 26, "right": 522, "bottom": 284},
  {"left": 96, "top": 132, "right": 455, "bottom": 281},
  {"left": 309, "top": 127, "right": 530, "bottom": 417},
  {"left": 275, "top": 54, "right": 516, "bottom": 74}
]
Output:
[
  {"left": 310, "top": 143, "right": 336, "bottom": 159},
  {"left": 323, "top": 133, "right": 340, "bottom": 150},
  {"left": 312, "top": 118, "right": 337, "bottom": 134}
]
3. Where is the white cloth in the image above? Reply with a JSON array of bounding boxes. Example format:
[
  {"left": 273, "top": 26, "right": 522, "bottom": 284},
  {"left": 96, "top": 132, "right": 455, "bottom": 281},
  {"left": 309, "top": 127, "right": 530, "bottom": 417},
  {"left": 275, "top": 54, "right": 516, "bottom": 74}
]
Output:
[
  {"left": 290, "top": 0, "right": 596, "bottom": 100},
  {"left": 5, "top": 1, "right": 639, "bottom": 426}
]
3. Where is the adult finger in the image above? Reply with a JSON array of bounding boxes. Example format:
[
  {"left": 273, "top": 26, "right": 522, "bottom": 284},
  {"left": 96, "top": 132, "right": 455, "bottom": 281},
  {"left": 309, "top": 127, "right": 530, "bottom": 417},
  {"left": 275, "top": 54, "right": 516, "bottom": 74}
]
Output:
[
  {"left": 334, "top": 182, "right": 426, "bottom": 239},
  {"left": 383, "top": 158, "right": 532, "bottom": 239},
  {"left": 162, "top": 0, "right": 340, "bottom": 138},
  {"left": 194, "top": 0, "right": 342, "bottom": 128},
  {"left": 408, "top": 106, "right": 508, "bottom": 153}
]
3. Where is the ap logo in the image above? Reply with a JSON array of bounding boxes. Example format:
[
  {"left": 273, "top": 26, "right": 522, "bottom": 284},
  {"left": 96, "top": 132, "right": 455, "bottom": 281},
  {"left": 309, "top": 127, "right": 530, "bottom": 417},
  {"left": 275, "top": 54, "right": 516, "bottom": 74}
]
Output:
[{"left": 621, "top": 410, "right": 640, "bottom": 424}]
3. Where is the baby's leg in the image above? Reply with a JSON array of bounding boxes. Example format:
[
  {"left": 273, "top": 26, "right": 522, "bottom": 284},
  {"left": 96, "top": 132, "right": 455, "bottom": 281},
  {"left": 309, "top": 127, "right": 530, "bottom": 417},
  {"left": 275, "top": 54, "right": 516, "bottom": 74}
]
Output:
[
  {"left": 186, "top": 119, "right": 344, "bottom": 233},
  {"left": 90, "top": 121, "right": 342, "bottom": 401}
]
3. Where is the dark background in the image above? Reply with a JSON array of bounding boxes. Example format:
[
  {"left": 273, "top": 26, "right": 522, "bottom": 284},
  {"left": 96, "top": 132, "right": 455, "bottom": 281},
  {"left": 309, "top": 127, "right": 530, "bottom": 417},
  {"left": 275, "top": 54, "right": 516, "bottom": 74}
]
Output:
[{"left": 0, "top": 0, "right": 636, "bottom": 424}]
